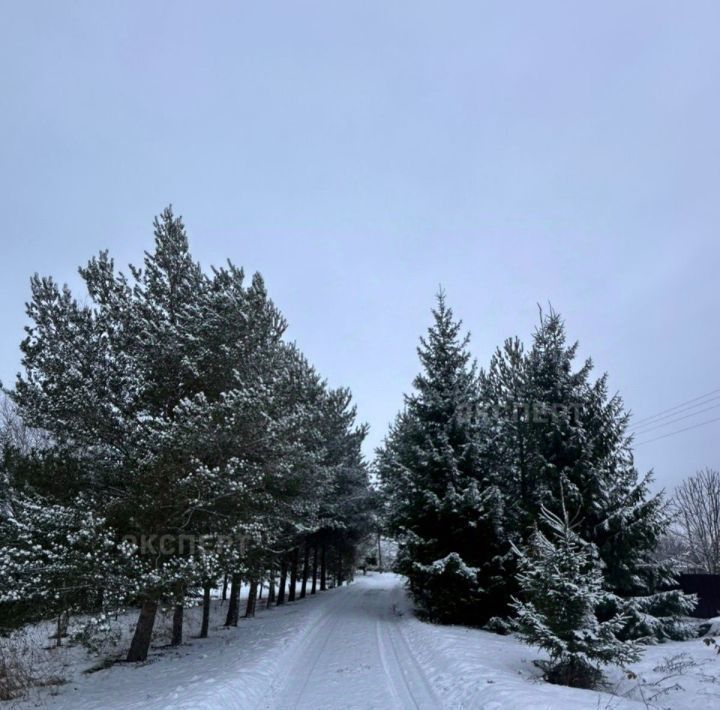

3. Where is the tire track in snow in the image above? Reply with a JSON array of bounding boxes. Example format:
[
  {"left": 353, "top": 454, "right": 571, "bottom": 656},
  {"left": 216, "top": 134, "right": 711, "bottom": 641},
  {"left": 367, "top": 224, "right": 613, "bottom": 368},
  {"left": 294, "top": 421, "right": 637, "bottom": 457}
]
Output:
[
  {"left": 265, "top": 575, "right": 441, "bottom": 709},
  {"left": 375, "top": 619, "right": 406, "bottom": 708},
  {"left": 375, "top": 599, "right": 441, "bottom": 709},
  {"left": 262, "top": 589, "right": 348, "bottom": 710}
]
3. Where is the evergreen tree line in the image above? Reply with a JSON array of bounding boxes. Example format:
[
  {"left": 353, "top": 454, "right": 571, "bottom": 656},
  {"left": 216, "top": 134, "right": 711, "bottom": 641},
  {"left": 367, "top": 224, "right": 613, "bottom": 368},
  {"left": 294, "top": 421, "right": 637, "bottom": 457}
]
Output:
[
  {"left": 377, "top": 294, "right": 695, "bottom": 687},
  {"left": 0, "top": 207, "right": 373, "bottom": 662}
]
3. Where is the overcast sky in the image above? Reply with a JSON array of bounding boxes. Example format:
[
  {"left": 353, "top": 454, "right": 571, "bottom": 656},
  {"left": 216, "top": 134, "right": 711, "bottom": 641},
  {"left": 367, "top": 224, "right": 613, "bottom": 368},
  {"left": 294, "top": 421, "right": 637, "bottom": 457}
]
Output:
[{"left": 1, "top": 1, "right": 718, "bottom": 491}]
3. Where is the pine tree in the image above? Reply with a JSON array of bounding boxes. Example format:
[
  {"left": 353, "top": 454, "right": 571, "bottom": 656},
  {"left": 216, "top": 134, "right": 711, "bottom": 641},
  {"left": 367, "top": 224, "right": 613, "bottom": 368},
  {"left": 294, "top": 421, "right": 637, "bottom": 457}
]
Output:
[
  {"left": 5, "top": 205, "right": 374, "bottom": 661},
  {"left": 14, "top": 208, "right": 294, "bottom": 659},
  {"left": 0, "top": 481, "right": 135, "bottom": 642},
  {"left": 378, "top": 292, "right": 506, "bottom": 624},
  {"left": 511, "top": 501, "right": 640, "bottom": 688}
]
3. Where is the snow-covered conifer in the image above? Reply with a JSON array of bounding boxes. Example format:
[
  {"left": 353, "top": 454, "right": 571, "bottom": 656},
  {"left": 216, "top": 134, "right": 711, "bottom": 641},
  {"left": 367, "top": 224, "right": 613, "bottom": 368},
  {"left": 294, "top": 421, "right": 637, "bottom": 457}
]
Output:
[
  {"left": 511, "top": 501, "right": 640, "bottom": 688},
  {"left": 378, "top": 292, "right": 506, "bottom": 624}
]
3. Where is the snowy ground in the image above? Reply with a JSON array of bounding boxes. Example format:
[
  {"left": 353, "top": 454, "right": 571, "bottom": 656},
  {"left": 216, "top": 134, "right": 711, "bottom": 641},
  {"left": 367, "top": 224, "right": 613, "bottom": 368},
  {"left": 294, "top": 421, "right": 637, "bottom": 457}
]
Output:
[{"left": 8, "top": 573, "right": 720, "bottom": 709}]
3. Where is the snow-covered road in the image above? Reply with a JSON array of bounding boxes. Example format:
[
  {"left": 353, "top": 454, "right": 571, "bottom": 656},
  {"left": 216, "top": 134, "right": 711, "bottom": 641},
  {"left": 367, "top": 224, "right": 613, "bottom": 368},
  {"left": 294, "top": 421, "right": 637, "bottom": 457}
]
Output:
[
  {"left": 22, "top": 572, "right": 720, "bottom": 709},
  {"left": 265, "top": 573, "right": 438, "bottom": 709},
  {"left": 37, "top": 573, "right": 442, "bottom": 710}
]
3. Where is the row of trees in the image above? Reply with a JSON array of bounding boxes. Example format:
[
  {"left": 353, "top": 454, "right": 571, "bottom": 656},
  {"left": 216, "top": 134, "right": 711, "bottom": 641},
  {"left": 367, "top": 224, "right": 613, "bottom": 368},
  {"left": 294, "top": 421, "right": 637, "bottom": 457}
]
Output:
[
  {"left": 0, "top": 207, "right": 373, "bottom": 661},
  {"left": 377, "top": 294, "right": 695, "bottom": 687}
]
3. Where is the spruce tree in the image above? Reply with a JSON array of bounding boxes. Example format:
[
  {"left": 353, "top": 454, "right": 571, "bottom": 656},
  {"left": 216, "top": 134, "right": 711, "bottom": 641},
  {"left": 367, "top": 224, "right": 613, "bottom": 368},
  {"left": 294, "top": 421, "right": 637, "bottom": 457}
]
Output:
[
  {"left": 378, "top": 292, "right": 505, "bottom": 624},
  {"left": 511, "top": 500, "right": 640, "bottom": 689},
  {"left": 480, "top": 308, "right": 695, "bottom": 638}
]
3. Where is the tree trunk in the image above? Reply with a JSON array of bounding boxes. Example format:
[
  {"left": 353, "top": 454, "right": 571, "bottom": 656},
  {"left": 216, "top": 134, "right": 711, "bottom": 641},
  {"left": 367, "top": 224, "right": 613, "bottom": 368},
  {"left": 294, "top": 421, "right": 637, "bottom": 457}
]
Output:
[
  {"left": 277, "top": 555, "right": 288, "bottom": 605},
  {"left": 171, "top": 582, "right": 184, "bottom": 647},
  {"left": 320, "top": 545, "right": 327, "bottom": 591},
  {"left": 127, "top": 599, "right": 158, "bottom": 662},
  {"left": 267, "top": 567, "right": 276, "bottom": 609},
  {"left": 377, "top": 531, "right": 383, "bottom": 572},
  {"left": 300, "top": 543, "right": 310, "bottom": 599},
  {"left": 221, "top": 573, "right": 229, "bottom": 603},
  {"left": 258, "top": 581, "right": 264, "bottom": 600},
  {"left": 288, "top": 547, "right": 299, "bottom": 602},
  {"left": 224, "top": 574, "right": 241, "bottom": 626},
  {"left": 200, "top": 583, "right": 211, "bottom": 638},
  {"left": 337, "top": 550, "right": 344, "bottom": 587},
  {"left": 171, "top": 603, "right": 184, "bottom": 646},
  {"left": 311, "top": 545, "right": 318, "bottom": 594},
  {"left": 245, "top": 579, "right": 258, "bottom": 618}
]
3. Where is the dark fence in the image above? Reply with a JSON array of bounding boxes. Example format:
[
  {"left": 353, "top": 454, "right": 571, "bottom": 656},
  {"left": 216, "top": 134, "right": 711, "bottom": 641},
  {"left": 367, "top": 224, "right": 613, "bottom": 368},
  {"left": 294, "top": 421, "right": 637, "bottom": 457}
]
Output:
[{"left": 678, "top": 574, "right": 720, "bottom": 618}]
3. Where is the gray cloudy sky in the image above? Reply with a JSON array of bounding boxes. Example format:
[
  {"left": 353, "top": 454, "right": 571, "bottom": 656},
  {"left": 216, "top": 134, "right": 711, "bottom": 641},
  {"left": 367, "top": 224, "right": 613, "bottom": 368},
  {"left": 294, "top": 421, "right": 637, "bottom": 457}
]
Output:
[{"left": 1, "top": 1, "right": 718, "bottom": 492}]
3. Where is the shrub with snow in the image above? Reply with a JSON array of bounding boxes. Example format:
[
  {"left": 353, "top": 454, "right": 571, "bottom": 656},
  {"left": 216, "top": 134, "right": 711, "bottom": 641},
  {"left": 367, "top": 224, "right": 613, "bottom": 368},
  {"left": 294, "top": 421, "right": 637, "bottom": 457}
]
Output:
[{"left": 512, "top": 504, "right": 641, "bottom": 689}]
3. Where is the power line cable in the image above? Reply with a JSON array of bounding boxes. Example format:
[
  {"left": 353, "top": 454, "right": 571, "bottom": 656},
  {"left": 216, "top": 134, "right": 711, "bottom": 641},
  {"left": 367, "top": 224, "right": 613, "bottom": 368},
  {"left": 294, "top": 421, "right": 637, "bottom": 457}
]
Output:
[
  {"left": 630, "top": 393, "right": 720, "bottom": 430},
  {"left": 631, "top": 402, "right": 720, "bottom": 436},
  {"left": 634, "top": 415, "right": 720, "bottom": 446},
  {"left": 630, "top": 388, "right": 720, "bottom": 428}
]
